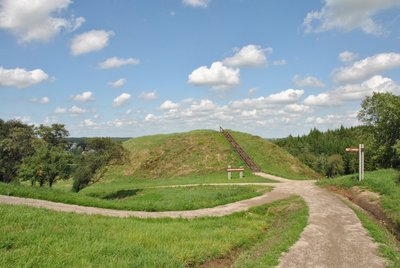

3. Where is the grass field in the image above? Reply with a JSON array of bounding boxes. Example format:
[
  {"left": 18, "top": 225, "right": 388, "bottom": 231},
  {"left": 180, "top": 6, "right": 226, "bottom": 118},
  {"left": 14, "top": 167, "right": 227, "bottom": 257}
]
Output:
[
  {"left": 318, "top": 169, "right": 400, "bottom": 226},
  {"left": 0, "top": 196, "right": 307, "bottom": 267},
  {"left": 0, "top": 181, "right": 271, "bottom": 212}
]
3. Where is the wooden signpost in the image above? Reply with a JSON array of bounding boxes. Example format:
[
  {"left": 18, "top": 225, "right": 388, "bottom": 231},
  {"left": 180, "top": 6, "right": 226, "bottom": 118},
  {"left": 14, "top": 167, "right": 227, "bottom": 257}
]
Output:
[{"left": 345, "top": 144, "right": 364, "bottom": 181}]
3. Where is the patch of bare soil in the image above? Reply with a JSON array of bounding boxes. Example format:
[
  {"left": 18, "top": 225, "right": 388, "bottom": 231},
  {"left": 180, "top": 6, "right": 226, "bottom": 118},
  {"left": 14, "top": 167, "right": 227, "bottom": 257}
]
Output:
[{"left": 326, "top": 185, "right": 400, "bottom": 240}]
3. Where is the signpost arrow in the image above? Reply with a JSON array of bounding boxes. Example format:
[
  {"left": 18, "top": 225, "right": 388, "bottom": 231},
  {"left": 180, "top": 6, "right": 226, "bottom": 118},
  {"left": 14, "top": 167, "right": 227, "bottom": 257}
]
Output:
[{"left": 345, "top": 144, "right": 364, "bottom": 181}]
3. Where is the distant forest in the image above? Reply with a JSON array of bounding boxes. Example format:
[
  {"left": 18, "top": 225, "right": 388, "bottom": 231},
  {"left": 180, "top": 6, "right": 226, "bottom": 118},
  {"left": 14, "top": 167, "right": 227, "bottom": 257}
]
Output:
[{"left": 274, "top": 93, "right": 400, "bottom": 177}]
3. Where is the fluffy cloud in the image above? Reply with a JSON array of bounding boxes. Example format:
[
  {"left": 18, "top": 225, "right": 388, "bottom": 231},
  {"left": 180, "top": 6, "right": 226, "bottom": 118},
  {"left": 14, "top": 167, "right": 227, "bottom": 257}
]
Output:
[
  {"left": 30, "top": 96, "right": 49, "bottom": 104},
  {"left": 332, "top": 52, "right": 400, "bottom": 83},
  {"left": 188, "top": 61, "right": 240, "bottom": 90},
  {"left": 113, "top": 93, "right": 131, "bottom": 107},
  {"left": 285, "top": 104, "right": 312, "bottom": 113},
  {"left": 293, "top": 75, "right": 325, "bottom": 88},
  {"left": 108, "top": 78, "right": 126, "bottom": 88},
  {"left": 182, "top": 0, "right": 209, "bottom": 8},
  {"left": 304, "top": 75, "right": 400, "bottom": 106},
  {"left": 304, "top": 0, "right": 400, "bottom": 35},
  {"left": 0, "top": 0, "right": 84, "bottom": 43},
  {"left": 306, "top": 112, "right": 358, "bottom": 126},
  {"left": 273, "top": 60, "right": 287, "bottom": 66},
  {"left": 0, "top": 66, "right": 49, "bottom": 88},
  {"left": 159, "top": 100, "right": 179, "bottom": 111},
  {"left": 139, "top": 91, "right": 157, "bottom": 100},
  {"left": 81, "top": 118, "right": 97, "bottom": 127},
  {"left": 54, "top": 107, "right": 66, "bottom": 114},
  {"left": 99, "top": 57, "right": 139, "bottom": 69},
  {"left": 71, "top": 91, "right": 94, "bottom": 102},
  {"left": 68, "top": 105, "right": 85, "bottom": 114},
  {"left": 230, "top": 89, "right": 304, "bottom": 109},
  {"left": 223, "top": 44, "right": 271, "bottom": 67},
  {"left": 339, "top": 51, "right": 358, "bottom": 62},
  {"left": 70, "top": 30, "right": 114, "bottom": 56}
]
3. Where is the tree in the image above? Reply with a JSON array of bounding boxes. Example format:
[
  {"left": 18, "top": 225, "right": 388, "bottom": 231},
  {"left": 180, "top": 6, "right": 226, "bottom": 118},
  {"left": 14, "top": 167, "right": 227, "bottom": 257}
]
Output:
[
  {"left": 326, "top": 154, "right": 344, "bottom": 178},
  {"left": 358, "top": 92, "right": 400, "bottom": 168},
  {"left": 72, "top": 138, "right": 126, "bottom": 192},
  {"left": 0, "top": 120, "right": 36, "bottom": 183},
  {"left": 35, "top": 124, "right": 69, "bottom": 148},
  {"left": 19, "top": 143, "right": 73, "bottom": 187}
]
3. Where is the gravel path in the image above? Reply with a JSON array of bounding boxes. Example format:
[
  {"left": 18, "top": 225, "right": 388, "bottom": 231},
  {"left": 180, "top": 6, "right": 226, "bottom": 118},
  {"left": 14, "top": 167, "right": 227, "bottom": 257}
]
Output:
[
  {"left": 254, "top": 172, "right": 386, "bottom": 268},
  {"left": 0, "top": 173, "right": 386, "bottom": 267}
]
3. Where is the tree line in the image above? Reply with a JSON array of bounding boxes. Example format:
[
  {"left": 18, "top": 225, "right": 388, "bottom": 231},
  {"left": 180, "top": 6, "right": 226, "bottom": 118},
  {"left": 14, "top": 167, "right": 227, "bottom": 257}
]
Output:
[
  {"left": 0, "top": 121, "right": 126, "bottom": 191},
  {"left": 275, "top": 92, "right": 400, "bottom": 177}
]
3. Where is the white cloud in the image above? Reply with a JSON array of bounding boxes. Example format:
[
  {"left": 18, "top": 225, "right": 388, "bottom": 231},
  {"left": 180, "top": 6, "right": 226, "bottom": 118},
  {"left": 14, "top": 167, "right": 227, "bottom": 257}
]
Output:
[
  {"left": 223, "top": 44, "right": 270, "bottom": 67},
  {"left": 230, "top": 89, "right": 304, "bottom": 109},
  {"left": 71, "top": 91, "right": 94, "bottom": 102},
  {"left": 285, "top": 104, "right": 312, "bottom": 113},
  {"left": 306, "top": 113, "right": 358, "bottom": 126},
  {"left": 81, "top": 118, "right": 97, "bottom": 127},
  {"left": 188, "top": 61, "right": 240, "bottom": 90},
  {"left": 339, "top": 51, "right": 358, "bottom": 62},
  {"left": 145, "top": 113, "right": 156, "bottom": 121},
  {"left": 70, "top": 30, "right": 114, "bottom": 56},
  {"left": 108, "top": 78, "right": 126, "bottom": 88},
  {"left": 332, "top": 52, "right": 400, "bottom": 83},
  {"left": 54, "top": 107, "right": 66, "bottom": 114},
  {"left": 293, "top": 75, "right": 325, "bottom": 88},
  {"left": 106, "top": 118, "right": 137, "bottom": 128},
  {"left": 139, "top": 91, "right": 157, "bottom": 100},
  {"left": 303, "top": 93, "right": 332, "bottom": 107},
  {"left": 265, "top": 89, "right": 304, "bottom": 104},
  {"left": 99, "top": 57, "right": 139, "bottom": 69},
  {"left": 0, "top": 0, "right": 84, "bottom": 43},
  {"left": 182, "top": 0, "right": 209, "bottom": 8},
  {"left": 0, "top": 66, "right": 49, "bottom": 88},
  {"left": 113, "top": 93, "right": 131, "bottom": 107},
  {"left": 273, "top": 60, "right": 287, "bottom": 66},
  {"left": 248, "top": 87, "right": 258, "bottom": 95},
  {"left": 30, "top": 96, "right": 49, "bottom": 104},
  {"left": 159, "top": 100, "right": 179, "bottom": 111},
  {"left": 68, "top": 105, "right": 85, "bottom": 115},
  {"left": 304, "top": 0, "right": 400, "bottom": 35},
  {"left": 304, "top": 75, "right": 400, "bottom": 106}
]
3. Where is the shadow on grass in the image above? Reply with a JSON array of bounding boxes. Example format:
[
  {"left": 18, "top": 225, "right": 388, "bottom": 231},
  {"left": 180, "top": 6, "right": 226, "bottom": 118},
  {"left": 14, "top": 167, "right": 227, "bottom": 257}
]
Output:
[{"left": 101, "top": 189, "right": 143, "bottom": 200}]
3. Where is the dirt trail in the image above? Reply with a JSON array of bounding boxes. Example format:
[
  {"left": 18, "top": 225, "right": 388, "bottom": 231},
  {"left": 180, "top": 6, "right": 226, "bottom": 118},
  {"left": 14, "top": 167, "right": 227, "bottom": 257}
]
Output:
[
  {"left": 0, "top": 173, "right": 387, "bottom": 267},
  {"left": 255, "top": 172, "right": 386, "bottom": 268}
]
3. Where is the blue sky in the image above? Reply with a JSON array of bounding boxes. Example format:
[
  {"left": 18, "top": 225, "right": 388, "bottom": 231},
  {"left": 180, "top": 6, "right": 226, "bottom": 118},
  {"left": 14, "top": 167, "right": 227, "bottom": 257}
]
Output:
[{"left": 1, "top": 0, "right": 400, "bottom": 138}]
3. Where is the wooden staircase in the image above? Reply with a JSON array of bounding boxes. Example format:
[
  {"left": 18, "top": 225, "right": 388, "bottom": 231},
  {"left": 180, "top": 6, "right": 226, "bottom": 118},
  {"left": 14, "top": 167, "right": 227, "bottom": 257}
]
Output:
[{"left": 220, "top": 126, "right": 261, "bottom": 172}]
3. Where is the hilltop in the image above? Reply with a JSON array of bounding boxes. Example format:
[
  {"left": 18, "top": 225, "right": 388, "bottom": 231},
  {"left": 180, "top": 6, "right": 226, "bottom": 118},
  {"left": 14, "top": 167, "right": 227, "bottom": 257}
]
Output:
[{"left": 116, "top": 129, "right": 320, "bottom": 180}]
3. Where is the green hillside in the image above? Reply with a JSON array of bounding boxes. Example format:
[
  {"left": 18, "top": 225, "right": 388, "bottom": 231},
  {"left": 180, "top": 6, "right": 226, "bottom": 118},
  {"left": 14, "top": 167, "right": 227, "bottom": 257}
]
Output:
[
  {"left": 229, "top": 131, "right": 322, "bottom": 180},
  {"left": 113, "top": 129, "right": 320, "bottom": 180}
]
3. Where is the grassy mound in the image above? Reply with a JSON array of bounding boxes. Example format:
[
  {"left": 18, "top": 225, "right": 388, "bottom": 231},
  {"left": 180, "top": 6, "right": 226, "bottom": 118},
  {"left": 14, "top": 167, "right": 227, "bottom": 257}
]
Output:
[
  {"left": 116, "top": 129, "right": 320, "bottom": 181},
  {"left": 122, "top": 130, "right": 243, "bottom": 179},
  {"left": 229, "top": 131, "right": 322, "bottom": 180}
]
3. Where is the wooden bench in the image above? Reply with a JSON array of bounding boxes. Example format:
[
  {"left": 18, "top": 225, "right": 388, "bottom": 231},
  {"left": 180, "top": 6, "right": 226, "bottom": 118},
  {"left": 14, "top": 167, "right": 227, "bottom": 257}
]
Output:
[{"left": 227, "top": 166, "right": 244, "bottom": 179}]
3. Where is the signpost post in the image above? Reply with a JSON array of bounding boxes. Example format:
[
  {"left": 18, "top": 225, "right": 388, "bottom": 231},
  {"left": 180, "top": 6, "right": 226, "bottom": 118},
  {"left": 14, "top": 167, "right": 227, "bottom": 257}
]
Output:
[{"left": 345, "top": 144, "right": 364, "bottom": 181}]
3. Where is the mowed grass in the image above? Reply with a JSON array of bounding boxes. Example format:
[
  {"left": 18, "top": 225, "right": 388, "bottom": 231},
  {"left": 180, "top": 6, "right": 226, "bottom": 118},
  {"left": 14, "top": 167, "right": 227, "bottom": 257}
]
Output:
[
  {"left": 229, "top": 131, "right": 322, "bottom": 180},
  {"left": 82, "top": 167, "right": 275, "bottom": 196},
  {"left": 0, "top": 181, "right": 270, "bottom": 212},
  {"left": 318, "top": 169, "right": 400, "bottom": 227},
  {"left": 0, "top": 196, "right": 307, "bottom": 267}
]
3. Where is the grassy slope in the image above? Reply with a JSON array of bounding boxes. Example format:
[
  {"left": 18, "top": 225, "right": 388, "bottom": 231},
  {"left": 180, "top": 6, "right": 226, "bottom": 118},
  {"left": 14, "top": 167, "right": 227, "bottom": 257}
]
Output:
[
  {"left": 122, "top": 129, "right": 244, "bottom": 179},
  {"left": 0, "top": 196, "right": 307, "bottom": 267},
  {"left": 230, "top": 131, "right": 322, "bottom": 180},
  {"left": 318, "top": 169, "right": 400, "bottom": 227}
]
